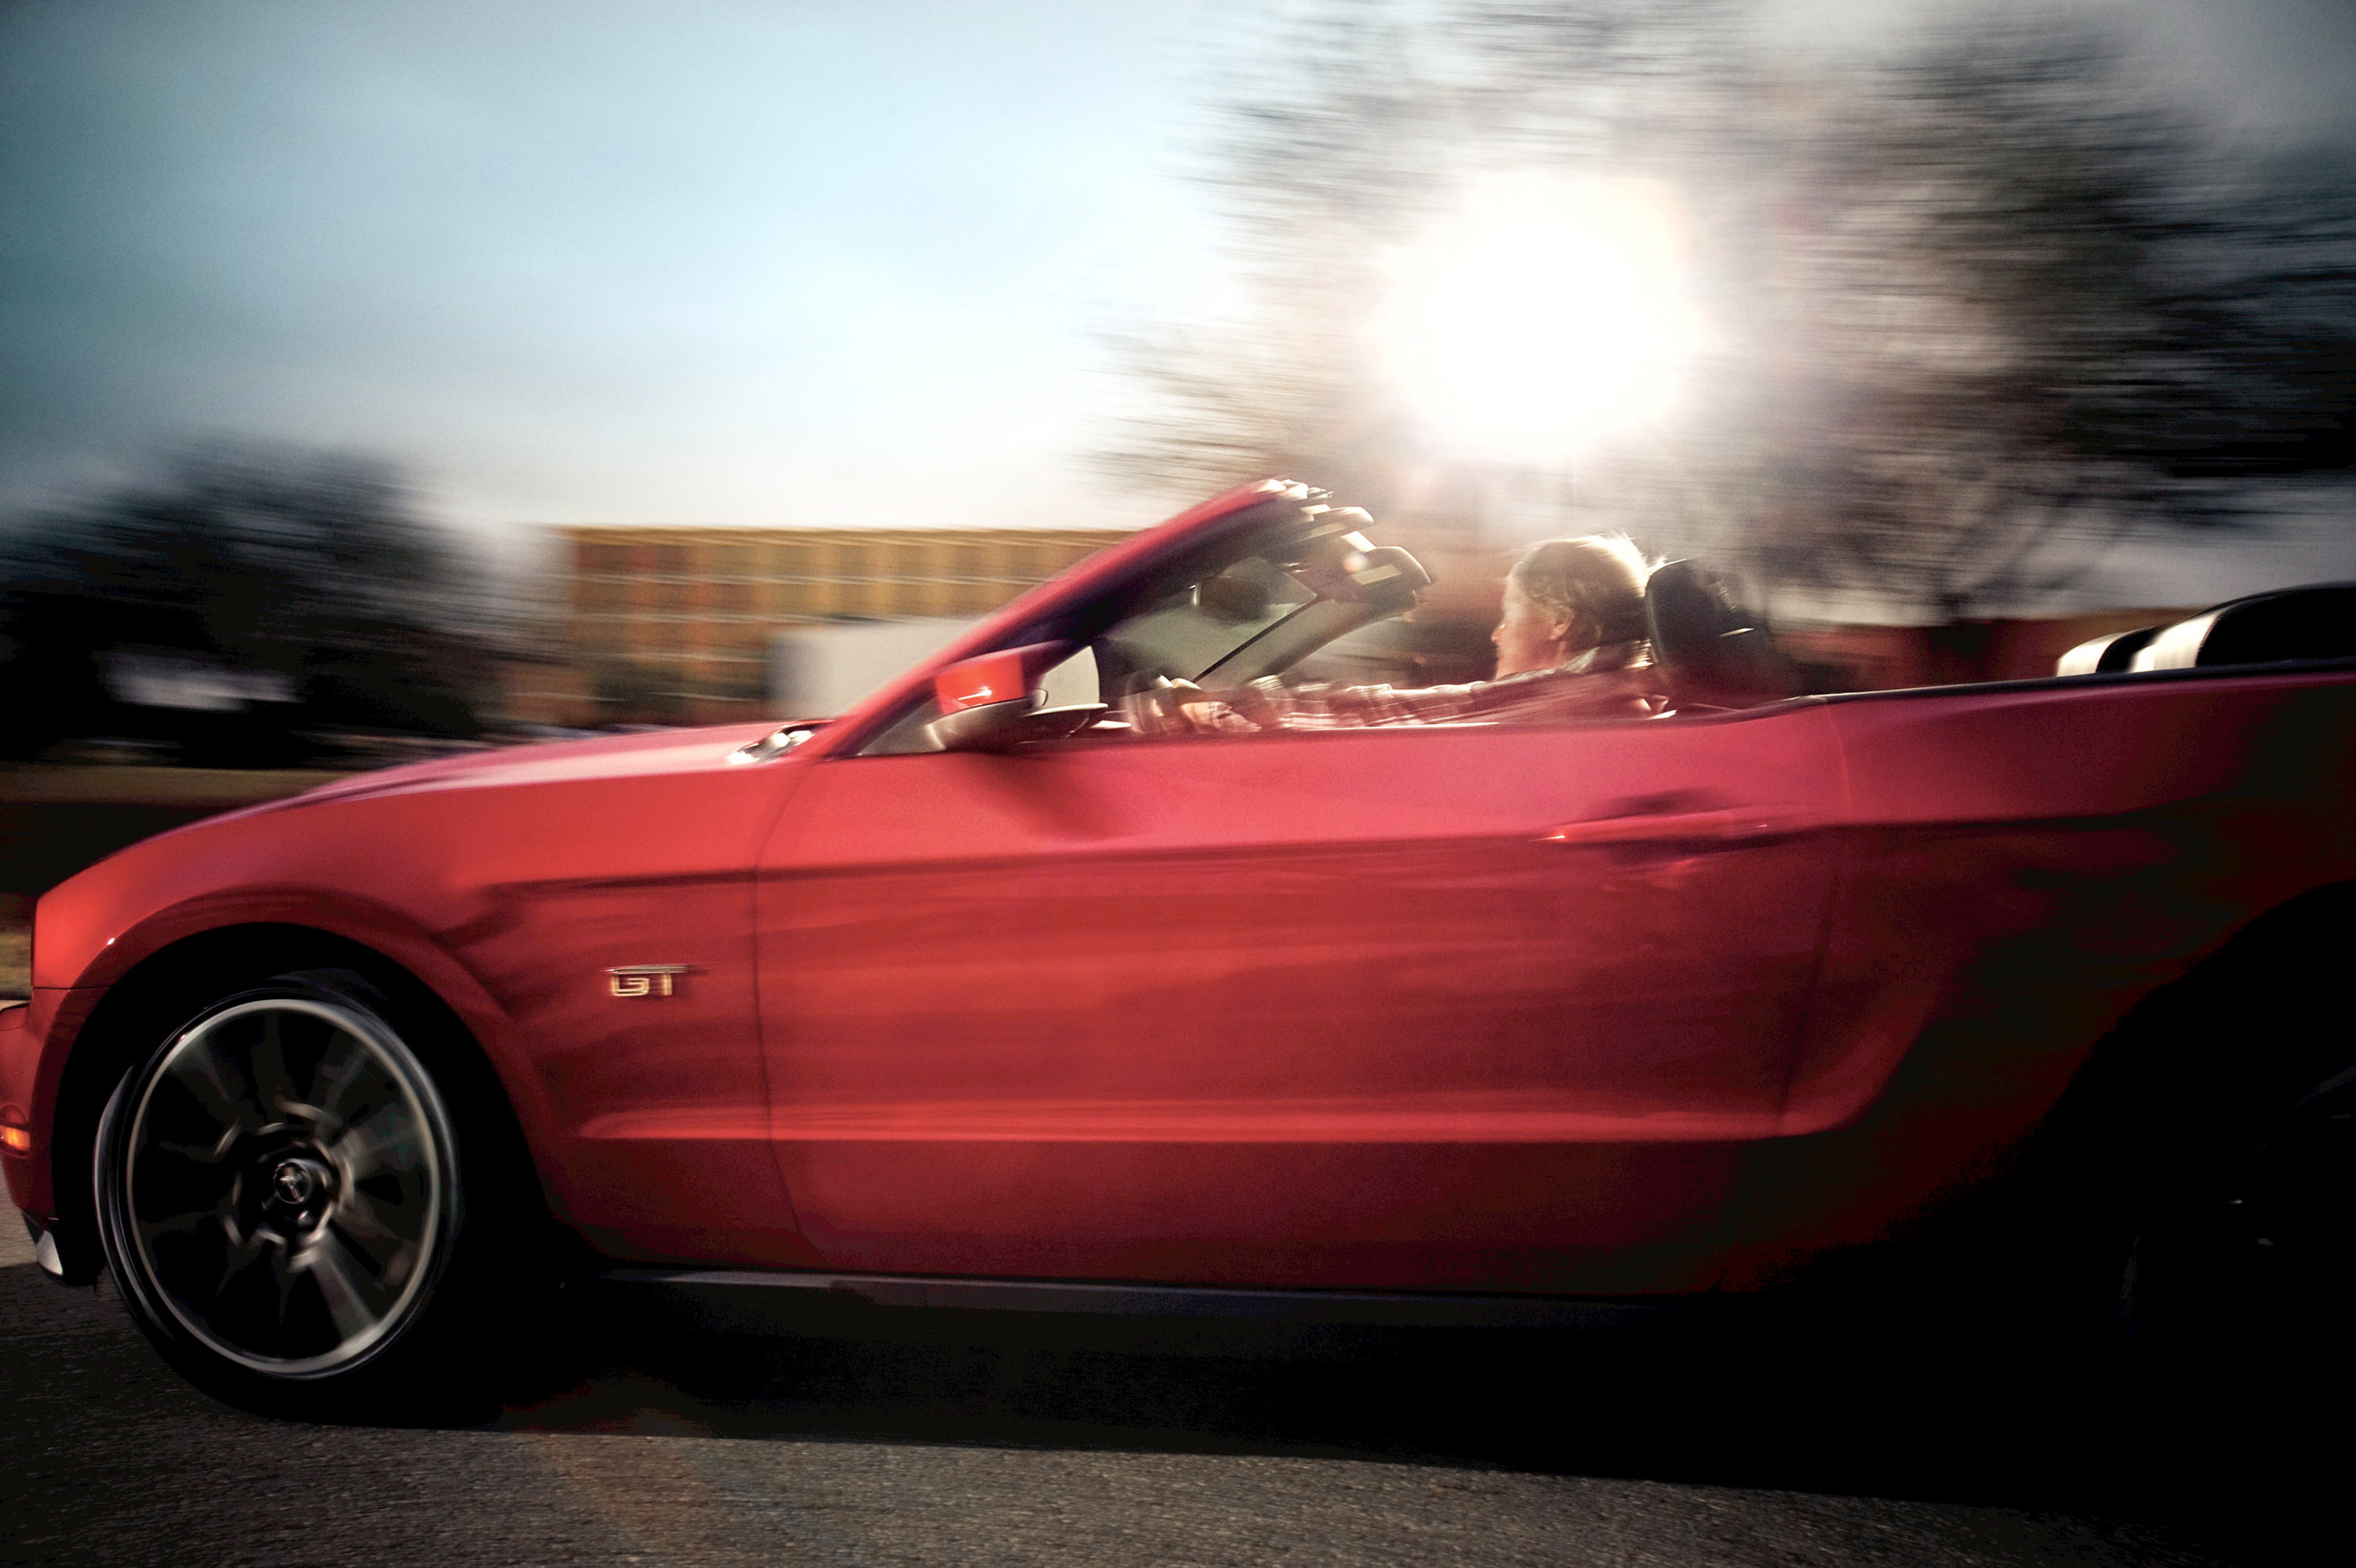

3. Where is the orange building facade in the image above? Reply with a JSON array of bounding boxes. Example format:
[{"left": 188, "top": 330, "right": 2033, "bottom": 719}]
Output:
[{"left": 525, "top": 525, "right": 1132, "bottom": 726}]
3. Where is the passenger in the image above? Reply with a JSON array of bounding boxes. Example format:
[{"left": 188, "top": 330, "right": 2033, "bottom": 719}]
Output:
[{"left": 1135, "top": 533, "right": 1659, "bottom": 735}]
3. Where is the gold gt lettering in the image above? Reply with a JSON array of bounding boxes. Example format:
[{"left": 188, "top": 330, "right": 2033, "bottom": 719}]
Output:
[{"left": 606, "top": 965, "right": 690, "bottom": 998}]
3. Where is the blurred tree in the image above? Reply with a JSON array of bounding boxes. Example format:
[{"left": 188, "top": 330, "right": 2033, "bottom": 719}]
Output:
[
  {"left": 0, "top": 446, "right": 506, "bottom": 761},
  {"left": 1102, "top": 3, "right": 2356, "bottom": 618},
  {"left": 1741, "top": 33, "right": 2356, "bottom": 616},
  {"left": 1099, "top": 5, "right": 1450, "bottom": 509}
]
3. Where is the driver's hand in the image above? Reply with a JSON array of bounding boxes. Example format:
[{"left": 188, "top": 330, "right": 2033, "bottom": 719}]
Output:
[{"left": 1123, "top": 678, "right": 1272, "bottom": 736}]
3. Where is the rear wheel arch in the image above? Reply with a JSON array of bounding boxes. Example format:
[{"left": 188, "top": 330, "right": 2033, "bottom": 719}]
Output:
[
  {"left": 1773, "top": 879, "right": 2356, "bottom": 1326},
  {"left": 2044, "top": 879, "right": 2356, "bottom": 1390},
  {"left": 1948, "top": 878, "right": 2356, "bottom": 1331},
  {"left": 2048, "top": 876, "right": 2356, "bottom": 1190}
]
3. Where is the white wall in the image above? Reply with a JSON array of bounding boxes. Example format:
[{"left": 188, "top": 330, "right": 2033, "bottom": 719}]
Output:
[{"left": 768, "top": 618, "right": 983, "bottom": 718}]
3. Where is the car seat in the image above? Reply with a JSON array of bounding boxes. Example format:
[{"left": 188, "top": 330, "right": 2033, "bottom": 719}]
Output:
[
  {"left": 1643, "top": 560, "right": 1809, "bottom": 712},
  {"left": 2132, "top": 582, "right": 2356, "bottom": 671}
]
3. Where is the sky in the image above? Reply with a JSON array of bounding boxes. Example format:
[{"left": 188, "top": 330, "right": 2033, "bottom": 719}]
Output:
[
  {"left": 0, "top": 0, "right": 1249, "bottom": 535},
  {"left": 2, "top": 0, "right": 2353, "bottom": 603}
]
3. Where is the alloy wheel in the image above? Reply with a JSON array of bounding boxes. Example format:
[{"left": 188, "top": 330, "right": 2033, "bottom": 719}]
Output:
[{"left": 115, "top": 995, "right": 451, "bottom": 1376}]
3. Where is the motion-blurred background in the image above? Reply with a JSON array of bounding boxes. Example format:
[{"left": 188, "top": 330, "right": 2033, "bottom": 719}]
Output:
[{"left": 5, "top": 0, "right": 2355, "bottom": 992}]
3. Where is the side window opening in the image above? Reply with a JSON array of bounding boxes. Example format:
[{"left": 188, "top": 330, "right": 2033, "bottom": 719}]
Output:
[
  {"left": 854, "top": 502, "right": 1821, "bottom": 754},
  {"left": 844, "top": 494, "right": 1827, "bottom": 758},
  {"left": 858, "top": 515, "right": 1376, "bottom": 756}
]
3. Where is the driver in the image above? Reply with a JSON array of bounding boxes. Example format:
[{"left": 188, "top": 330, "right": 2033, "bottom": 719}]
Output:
[{"left": 1130, "top": 533, "right": 1659, "bottom": 735}]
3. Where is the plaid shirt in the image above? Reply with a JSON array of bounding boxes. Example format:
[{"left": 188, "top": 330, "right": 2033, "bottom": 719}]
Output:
[{"left": 1128, "top": 640, "right": 1660, "bottom": 736}]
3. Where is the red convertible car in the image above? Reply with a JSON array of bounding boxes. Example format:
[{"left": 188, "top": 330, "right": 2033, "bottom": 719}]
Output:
[{"left": 4, "top": 480, "right": 2352, "bottom": 1417}]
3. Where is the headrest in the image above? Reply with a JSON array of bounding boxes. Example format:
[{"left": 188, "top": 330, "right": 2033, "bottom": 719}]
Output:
[
  {"left": 1643, "top": 560, "right": 1808, "bottom": 710},
  {"left": 2133, "top": 583, "right": 2356, "bottom": 671},
  {"left": 2056, "top": 626, "right": 2162, "bottom": 675}
]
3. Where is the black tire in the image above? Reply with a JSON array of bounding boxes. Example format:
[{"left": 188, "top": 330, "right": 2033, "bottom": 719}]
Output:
[
  {"left": 2120, "top": 1056, "right": 2356, "bottom": 1404},
  {"left": 93, "top": 967, "right": 536, "bottom": 1421}
]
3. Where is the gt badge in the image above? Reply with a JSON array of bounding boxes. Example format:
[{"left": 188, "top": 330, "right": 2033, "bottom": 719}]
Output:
[{"left": 607, "top": 964, "right": 690, "bottom": 997}]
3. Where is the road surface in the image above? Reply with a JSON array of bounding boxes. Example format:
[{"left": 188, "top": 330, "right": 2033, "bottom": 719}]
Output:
[{"left": 0, "top": 1222, "right": 2325, "bottom": 1566}]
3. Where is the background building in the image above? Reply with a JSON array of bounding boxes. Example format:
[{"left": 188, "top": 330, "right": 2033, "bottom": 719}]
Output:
[{"left": 529, "top": 525, "right": 1133, "bottom": 726}]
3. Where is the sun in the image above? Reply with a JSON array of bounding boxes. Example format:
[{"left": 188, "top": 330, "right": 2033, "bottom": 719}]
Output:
[{"left": 1384, "top": 174, "right": 1705, "bottom": 463}]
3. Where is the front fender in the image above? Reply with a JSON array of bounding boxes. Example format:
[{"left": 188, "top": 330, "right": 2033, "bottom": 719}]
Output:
[{"left": 5, "top": 883, "right": 540, "bottom": 1244}]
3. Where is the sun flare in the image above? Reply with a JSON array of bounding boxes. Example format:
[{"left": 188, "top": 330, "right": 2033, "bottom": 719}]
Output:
[{"left": 1385, "top": 174, "right": 1704, "bottom": 462}]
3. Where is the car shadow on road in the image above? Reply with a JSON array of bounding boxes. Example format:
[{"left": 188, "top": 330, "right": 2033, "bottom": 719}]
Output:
[
  {"left": 3, "top": 1239, "right": 2332, "bottom": 1567},
  {"left": 487, "top": 1280, "right": 2329, "bottom": 1565}
]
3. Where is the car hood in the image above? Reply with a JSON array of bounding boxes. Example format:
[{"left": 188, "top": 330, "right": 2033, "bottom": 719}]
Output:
[
  {"left": 242, "top": 722, "right": 796, "bottom": 817},
  {"left": 31, "top": 718, "right": 819, "bottom": 992}
]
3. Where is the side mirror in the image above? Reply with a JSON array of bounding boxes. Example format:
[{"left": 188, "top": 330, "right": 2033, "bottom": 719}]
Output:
[{"left": 926, "top": 641, "right": 1107, "bottom": 752}]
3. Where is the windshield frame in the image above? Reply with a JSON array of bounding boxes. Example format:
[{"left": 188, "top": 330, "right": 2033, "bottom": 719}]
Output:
[{"left": 847, "top": 495, "right": 1418, "bottom": 756}]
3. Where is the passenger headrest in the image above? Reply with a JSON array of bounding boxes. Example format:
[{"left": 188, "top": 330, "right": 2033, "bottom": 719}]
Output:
[
  {"left": 2133, "top": 583, "right": 2356, "bottom": 671},
  {"left": 1643, "top": 560, "right": 1808, "bottom": 710}
]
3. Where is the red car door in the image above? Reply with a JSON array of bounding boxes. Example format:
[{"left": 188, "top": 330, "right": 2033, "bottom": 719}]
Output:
[{"left": 755, "top": 704, "right": 1845, "bottom": 1295}]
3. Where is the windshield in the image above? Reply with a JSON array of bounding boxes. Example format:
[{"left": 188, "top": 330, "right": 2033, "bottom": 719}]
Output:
[
  {"left": 857, "top": 499, "right": 1428, "bottom": 755},
  {"left": 1095, "top": 556, "right": 1319, "bottom": 689}
]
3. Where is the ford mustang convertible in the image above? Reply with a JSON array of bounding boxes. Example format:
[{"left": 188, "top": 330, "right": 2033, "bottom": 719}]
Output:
[{"left": 5, "top": 480, "right": 2353, "bottom": 1418}]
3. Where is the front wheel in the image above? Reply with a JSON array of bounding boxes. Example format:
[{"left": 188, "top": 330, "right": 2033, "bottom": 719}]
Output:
[{"left": 94, "top": 969, "right": 521, "bottom": 1420}]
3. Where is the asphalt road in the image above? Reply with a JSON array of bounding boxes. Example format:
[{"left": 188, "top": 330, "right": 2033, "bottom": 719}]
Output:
[{"left": 0, "top": 1221, "right": 2332, "bottom": 1568}]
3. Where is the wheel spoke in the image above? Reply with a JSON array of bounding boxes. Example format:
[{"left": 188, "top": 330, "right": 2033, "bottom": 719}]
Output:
[
  {"left": 130, "top": 1153, "right": 240, "bottom": 1230},
  {"left": 333, "top": 1183, "right": 410, "bottom": 1250},
  {"left": 312, "top": 1032, "right": 377, "bottom": 1124},
  {"left": 248, "top": 1011, "right": 297, "bottom": 1115},
  {"left": 150, "top": 1133, "right": 236, "bottom": 1167},
  {"left": 134, "top": 1172, "right": 236, "bottom": 1234},
  {"left": 168, "top": 1045, "right": 255, "bottom": 1135},
  {"left": 300, "top": 1232, "right": 381, "bottom": 1343},
  {"left": 144, "top": 1208, "right": 234, "bottom": 1247},
  {"left": 329, "top": 1107, "right": 423, "bottom": 1181},
  {"left": 208, "top": 1226, "right": 273, "bottom": 1312}
]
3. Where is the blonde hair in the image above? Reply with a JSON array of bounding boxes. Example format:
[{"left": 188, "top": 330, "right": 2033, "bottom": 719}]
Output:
[{"left": 1509, "top": 534, "right": 1652, "bottom": 648}]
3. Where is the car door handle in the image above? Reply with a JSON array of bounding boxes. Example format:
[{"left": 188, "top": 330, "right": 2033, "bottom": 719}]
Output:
[{"left": 1540, "top": 808, "right": 1813, "bottom": 846}]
